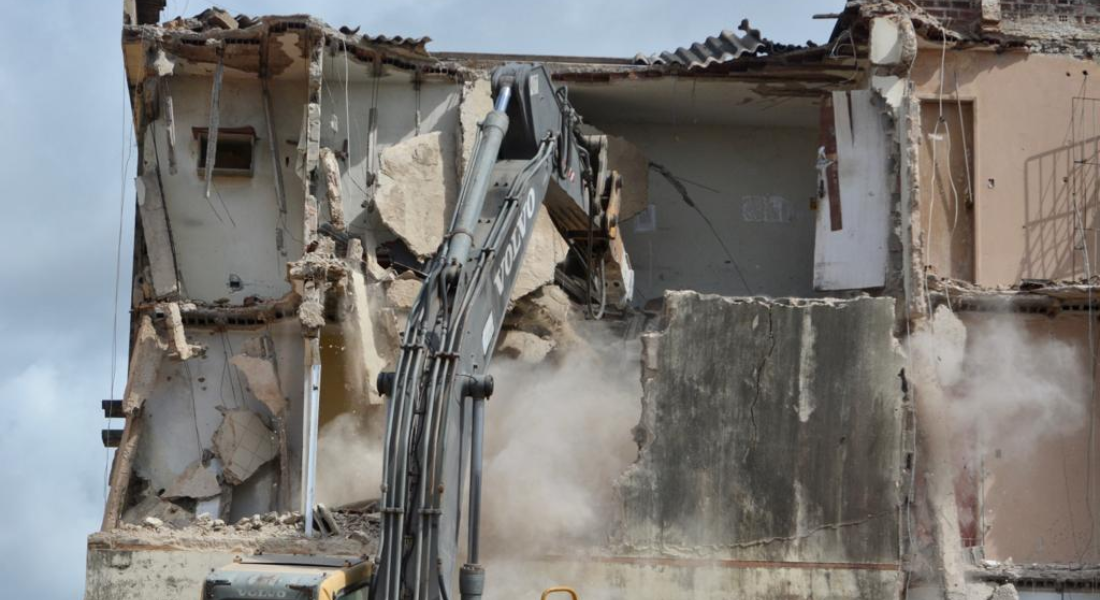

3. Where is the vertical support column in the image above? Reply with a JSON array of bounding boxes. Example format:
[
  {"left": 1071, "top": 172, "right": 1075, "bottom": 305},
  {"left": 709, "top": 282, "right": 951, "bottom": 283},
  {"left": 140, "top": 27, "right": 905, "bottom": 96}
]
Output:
[
  {"left": 295, "top": 31, "right": 326, "bottom": 533},
  {"left": 301, "top": 345, "right": 322, "bottom": 537}
]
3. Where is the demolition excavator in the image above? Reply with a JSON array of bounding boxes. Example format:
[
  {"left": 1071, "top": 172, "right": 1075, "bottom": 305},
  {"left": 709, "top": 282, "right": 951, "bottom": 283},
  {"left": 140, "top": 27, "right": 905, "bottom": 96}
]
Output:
[{"left": 201, "top": 63, "right": 631, "bottom": 600}]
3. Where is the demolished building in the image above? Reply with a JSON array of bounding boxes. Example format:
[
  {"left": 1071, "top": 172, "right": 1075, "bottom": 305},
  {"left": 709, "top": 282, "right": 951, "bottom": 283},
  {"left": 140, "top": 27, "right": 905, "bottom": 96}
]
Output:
[{"left": 88, "top": 0, "right": 1100, "bottom": 598}]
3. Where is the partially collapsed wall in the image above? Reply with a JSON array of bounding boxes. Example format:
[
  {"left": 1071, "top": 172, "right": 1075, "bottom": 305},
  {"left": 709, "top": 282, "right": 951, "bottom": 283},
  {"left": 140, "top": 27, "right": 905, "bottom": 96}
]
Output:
[{"left": 609, "top": 292, "right": 906, "bottom": 597}]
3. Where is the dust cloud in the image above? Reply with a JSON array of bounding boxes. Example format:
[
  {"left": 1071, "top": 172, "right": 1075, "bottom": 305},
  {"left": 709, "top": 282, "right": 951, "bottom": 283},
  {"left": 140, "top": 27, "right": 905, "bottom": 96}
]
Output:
[
  {"left": 479, "top": 324, "right": 642, "bottom": 599},
  {"left": 911, "top": 306, "right": 1089, "bottom": 457},
  {"left": 316, "top": 410, "right": 384, "bottom": 508}
]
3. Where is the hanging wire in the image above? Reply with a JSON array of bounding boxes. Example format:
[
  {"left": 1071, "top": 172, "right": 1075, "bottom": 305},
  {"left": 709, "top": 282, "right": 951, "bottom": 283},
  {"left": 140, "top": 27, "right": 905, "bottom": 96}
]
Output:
[
  {"left": 106, "top": 77, "right": 136, "bottom": 500},
  {"left": 1070, "top": 83, "right": 1099, "bottom": 564}
]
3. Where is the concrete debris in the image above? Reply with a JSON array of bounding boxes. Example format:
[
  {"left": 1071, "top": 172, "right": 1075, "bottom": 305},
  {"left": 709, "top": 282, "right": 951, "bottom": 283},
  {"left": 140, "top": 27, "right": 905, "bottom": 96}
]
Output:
[
  {"left": 373, "top": 132, "right": 457, "bottom": 258},
  {"left": 297, "top": 294, "right": 326, "bottom": 330},
  {"left": 161, "top": 302, "right": 201, "bottom": 360},
  {"left": 511, "top": 205, "right": 568, "bottom": 301},
  {"left": 163, "top": 460, "right": 221, "bottom": 500},
  {"left": 136, "top": 134, "right": 179, "bottom": 299},
  {"left": 384, "top": 276, "right": 422, "bottom": 309},
  {"left": 211, "top": 410, "right": 277, "bottom": 485},
  {"left": 123, "top": 315, "right": 167, "bottom": 413},
  {"left": 497, "top": 330, "right": 555, "bottom": 363},
  {"left": 91, "top": 508, "right": 378, "bottom": 556},
  {"left": 505, "top": 284, "right": 580, "bottom": 350},
  {"left": 458, "top": 78, "right": 494, "bottom": 176},
  {"left": 229, "top": 354, "right": 286, "bottom": 416},
  {"left": 197, "top": 8, "right": 239, "bottom": 30},
  {"left": 319, "top": 147, "right": 345, "bottom": 231},
  {"left": 990, "top": 584, "right": 1019, "bottom": 600},
  {"left": 340, "top": 271, "right": 392, "bottom": 405}
]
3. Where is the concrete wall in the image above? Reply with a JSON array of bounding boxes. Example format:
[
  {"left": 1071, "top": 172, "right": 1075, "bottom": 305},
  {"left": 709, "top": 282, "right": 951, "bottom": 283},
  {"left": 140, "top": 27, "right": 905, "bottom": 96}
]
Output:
[
  {"left": 611, "top": 292, "right": 906, "bottom": 597},
  {"left": 86, "top": 547, "right": 236, "bottom": 600},
  {"left": 911, "top": 49, "right": 1100, "bottom": 286}
]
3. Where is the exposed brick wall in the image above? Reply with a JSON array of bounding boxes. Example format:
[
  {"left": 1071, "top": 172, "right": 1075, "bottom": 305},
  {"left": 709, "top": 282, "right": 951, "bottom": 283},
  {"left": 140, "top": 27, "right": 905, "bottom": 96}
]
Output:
[
  {"left": 909, "top": 0, "right": 982, "bottom": 25},
  {"left": 908, "top": 0, "right": 1100, "bottom": 28},
  {"left": 1001, "top": 1, "right": 1100, "bottom": 26}
]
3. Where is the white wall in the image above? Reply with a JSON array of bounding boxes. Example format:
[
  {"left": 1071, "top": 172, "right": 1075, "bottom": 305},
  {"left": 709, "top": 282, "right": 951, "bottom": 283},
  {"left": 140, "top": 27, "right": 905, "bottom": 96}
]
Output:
[
  {"left": 600, "top": 122, "right": 820, "bottom": 300},
  {"left": 150, "top": 72, "right": 461, "bottom": 303}
]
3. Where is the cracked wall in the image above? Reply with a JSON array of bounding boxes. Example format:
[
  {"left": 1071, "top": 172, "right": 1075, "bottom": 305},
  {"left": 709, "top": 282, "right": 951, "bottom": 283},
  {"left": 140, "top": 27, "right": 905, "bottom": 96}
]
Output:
[{"left": 605, "top": 291, "right": 907, "bottom": 597}]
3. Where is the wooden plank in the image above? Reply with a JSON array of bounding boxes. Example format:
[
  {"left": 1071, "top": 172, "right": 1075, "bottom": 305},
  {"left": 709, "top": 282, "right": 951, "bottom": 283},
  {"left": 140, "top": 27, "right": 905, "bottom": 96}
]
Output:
[{"left": 820, "top": 94, "right": 843, "bottom": 231}]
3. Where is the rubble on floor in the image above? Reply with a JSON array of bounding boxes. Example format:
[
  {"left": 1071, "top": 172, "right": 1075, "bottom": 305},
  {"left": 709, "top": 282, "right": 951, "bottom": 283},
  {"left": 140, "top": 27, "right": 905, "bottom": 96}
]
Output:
[
  {"left": 93, "top": 508, "right": 378, "bottom": 556},
  {"left": 929, "top": 275, "right": 1100, "bottom": 313}
]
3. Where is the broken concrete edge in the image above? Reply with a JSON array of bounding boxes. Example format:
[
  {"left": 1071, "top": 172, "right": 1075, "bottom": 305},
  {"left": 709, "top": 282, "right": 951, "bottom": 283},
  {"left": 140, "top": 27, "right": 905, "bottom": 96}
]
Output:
[{"left": 87, "top": 525, "right": 369, "bottom": 557}]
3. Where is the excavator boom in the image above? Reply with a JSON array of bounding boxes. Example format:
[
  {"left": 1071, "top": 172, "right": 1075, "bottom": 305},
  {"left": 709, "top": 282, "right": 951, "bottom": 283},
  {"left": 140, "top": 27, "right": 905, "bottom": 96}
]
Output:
[{"left": 371, "top": 63, "right": 630, "bottom": 600}]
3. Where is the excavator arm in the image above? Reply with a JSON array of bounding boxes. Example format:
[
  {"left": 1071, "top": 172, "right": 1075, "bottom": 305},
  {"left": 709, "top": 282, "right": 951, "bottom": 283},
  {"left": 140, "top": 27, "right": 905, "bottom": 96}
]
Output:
[{"left": 371, "top": 64, "right": 630, "bottom": 600}]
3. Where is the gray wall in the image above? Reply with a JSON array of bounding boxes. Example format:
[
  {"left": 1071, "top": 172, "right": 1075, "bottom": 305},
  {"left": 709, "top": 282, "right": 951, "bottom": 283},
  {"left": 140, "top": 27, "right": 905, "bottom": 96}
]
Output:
[{"left": 616, "top": 292, "right": 905, "bottom": 591}]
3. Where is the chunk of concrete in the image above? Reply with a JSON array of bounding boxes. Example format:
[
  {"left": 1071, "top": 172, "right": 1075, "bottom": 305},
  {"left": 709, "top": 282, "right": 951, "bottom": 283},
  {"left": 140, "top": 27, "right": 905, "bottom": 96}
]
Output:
[
  {"left": 161, "top": 302, "right": 201, "bottom": 360},
  {"left": 458, "top": 78, "right": 493, "bottom": 176},
  {"left": 511, "top": 205, "right": 568, "bottom": 301},
  {"left": 123, "top": 315, "right": 167, "bottom": 413},
  {"left": 505, "top": 284, "right": 580, "bottom": 349},
  {"left": 163, "top": 460, "right": 221, "bottom": 500},
  {"left": 212, "top": 410, "right": 277, "bottom": 485},
  {"left": 198, "top": 7, "right": 238, "bottom": 30},
  {"left": 319, "top": 147, "right": 345, "bottom": 231},
  {"left": 341, "top": 270, "right": 393, "bottom": 405},
  {"left": 230, "top": 354, "right": 286, "bottom": 416},
  {"left": 385, "top": 277, "right": 422, "bottom": 309},
  {"left": 374, "top": 132, "right": 457, "bottom": 258},
  {"left": 980, "top": 0, "right": 1002, "bottom": 27},
  {"left": 990, "top": 584, "right": 1019, "bottom": 600},
  {"left": 870, "top": 18, "right": 902, "bottom": 66},
  {"left": 497, "top": 330, "right": 555, "bottom": 363}
]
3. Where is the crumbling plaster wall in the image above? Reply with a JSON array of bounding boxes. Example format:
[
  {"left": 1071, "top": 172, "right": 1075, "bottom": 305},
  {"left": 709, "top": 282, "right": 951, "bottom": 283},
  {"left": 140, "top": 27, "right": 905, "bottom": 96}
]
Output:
[
  {"left": 86, "top": 548, "right": 237, "bottom": 600},
  {"left": 132, "top": 321, "right": 302, "bottom": 522},
  {"left": 120, "top": 57, "right": 466, "bottom": 527},
  {"left": 610, "top": 292, "right": 906, "bottom": 597},
  {"left": 151, "top": 73, "right": 461, "bottom": 302},
  {"left": 910, "top": 48, "right": 1099, "bottom": 286}
]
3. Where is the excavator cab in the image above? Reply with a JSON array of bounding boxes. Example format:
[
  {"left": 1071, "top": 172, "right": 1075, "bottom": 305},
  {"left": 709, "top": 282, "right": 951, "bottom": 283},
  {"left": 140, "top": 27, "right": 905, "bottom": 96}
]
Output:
[{"left": 202, "top": 555, "right": 371, "bottom": 600}]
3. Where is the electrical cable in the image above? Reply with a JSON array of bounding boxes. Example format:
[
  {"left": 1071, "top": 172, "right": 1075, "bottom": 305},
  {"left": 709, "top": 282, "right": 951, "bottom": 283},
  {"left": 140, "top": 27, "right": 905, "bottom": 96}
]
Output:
[
  {"left": 106, "top": 76, "right": 136, "bottom": 501},
  {"left": 649, "top": 161, "right": 753, "bottom": 294}
]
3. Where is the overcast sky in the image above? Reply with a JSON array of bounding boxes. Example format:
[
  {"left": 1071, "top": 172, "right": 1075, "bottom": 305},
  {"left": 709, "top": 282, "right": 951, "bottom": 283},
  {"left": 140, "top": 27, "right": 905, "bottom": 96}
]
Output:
[{"left": 0, "top": 1, "right": 833, "bottom": 598}]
